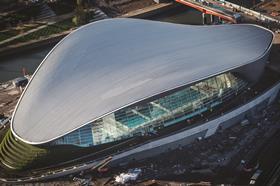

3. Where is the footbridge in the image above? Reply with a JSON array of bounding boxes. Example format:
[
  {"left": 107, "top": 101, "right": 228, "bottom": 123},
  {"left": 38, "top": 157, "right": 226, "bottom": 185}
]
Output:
[{"left": 175, "top": 0, "right": 237, "bottom": 23}]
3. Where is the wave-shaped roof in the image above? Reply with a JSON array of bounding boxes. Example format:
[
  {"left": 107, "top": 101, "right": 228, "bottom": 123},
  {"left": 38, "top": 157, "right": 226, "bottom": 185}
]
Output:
[{"left": 11, "top": 18, "right": 273, "bottom": 144}]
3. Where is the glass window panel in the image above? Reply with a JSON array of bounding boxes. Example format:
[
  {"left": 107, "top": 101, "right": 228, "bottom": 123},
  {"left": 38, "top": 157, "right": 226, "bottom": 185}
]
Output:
[{"left": 53, "top": 72, "right": 248, "bottom": 147}]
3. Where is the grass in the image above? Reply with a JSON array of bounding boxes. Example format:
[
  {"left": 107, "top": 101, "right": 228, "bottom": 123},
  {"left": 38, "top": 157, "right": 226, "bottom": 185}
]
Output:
[
  {"left": 0, "top": 23, "right": 45, "bottom": 42},
  {"left": 0, "top": 18, "right": 75, "bottom": 48},
  {"left": 0, "top": 30, "right": 19, "bottom": 42}
]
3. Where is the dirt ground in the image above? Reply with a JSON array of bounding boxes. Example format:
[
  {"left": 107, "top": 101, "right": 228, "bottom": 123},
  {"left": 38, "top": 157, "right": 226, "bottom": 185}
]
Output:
[
  {"left": 256, "top": 0, "right": 280, "bottom": 20},
  {"left": 274, "top": 32, "right": 280, "bottom": 43},
  {"left": 269, "top": 33, "right": 280, "bottom": 66},
  {"left": 95, "top": 0, "right": 156, "bottom": 16},
  {"left": 0, "top": 82, "right": 20, "bottom": 117}
]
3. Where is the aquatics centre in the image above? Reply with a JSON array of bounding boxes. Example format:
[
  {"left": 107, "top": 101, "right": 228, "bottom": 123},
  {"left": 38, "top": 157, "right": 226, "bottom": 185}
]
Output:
[{"left": 0, "top": 18, "right": 278, "bottom": 174}]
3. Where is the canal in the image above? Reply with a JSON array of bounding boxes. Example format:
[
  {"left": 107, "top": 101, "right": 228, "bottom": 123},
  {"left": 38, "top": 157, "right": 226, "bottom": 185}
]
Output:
[{"left": 0, "top": 5, "right": 202, "bottom": 82}]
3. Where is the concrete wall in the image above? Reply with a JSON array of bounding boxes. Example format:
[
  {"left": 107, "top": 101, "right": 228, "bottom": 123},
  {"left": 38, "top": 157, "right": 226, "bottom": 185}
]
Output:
[
  {"left": 120, "top": 3, "right": 176, "bottom": 19},
  {"left": 153, "top": 0, "right": 171, "bottom": 4},
  {"left": 112, "top": 130, "right": 207, "bottom": 165}
]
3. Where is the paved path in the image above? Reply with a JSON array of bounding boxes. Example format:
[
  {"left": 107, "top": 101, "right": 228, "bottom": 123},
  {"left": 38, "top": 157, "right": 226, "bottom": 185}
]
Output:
[{"left": 0, "top": 12, "right": 74, "bottom": 46}]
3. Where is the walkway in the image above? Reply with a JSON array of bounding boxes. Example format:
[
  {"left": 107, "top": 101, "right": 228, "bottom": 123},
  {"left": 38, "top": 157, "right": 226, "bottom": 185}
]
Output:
[{"left": 0, "top": 13, "right": 74, "bottom": 46}]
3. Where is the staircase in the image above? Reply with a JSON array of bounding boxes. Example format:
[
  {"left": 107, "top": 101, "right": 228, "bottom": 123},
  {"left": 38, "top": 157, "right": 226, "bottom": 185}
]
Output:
[
  {"left": 89, "top": 8, "right": 108, "bottom": 22},
  {"left": 36, "top": 3, "right": 56, "bottom": 21},
  {"left": 0, "top": 130, "right": 47, "bottom": 170}
]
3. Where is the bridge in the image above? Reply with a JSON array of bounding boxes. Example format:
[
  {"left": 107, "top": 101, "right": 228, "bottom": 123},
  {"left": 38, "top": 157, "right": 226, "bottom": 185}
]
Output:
[{"left": 175, "top": 0, "right": 237, "bottom": 24}]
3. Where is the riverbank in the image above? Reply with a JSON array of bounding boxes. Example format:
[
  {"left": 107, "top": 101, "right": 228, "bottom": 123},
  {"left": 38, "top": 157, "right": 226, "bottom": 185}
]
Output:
[
  {"left": 0, "top": 31, "right": 68, "bottom": 58},
  {"left": 120, "top": 2, "right": 175, "bottom": 18}
]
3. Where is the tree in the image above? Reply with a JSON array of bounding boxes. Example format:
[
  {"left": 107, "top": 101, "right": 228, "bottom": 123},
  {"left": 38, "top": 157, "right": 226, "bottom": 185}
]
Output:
[{"left": 72, "top": 0, "right": 86, "bottom": 26}]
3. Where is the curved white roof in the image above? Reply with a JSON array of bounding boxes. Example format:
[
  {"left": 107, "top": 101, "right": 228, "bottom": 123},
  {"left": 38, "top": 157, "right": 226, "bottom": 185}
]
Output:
[{"left": 11, "top": 18, "right": 273, "bottom": 144}]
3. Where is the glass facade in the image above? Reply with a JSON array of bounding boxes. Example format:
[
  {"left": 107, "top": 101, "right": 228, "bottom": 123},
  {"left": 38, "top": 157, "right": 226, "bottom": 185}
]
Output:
[
  {"left": 54, "top": 125, "right": 93, "bottom": 147},
  {"left": 53, "top": 72, "right": 248, "bottom": 147}
]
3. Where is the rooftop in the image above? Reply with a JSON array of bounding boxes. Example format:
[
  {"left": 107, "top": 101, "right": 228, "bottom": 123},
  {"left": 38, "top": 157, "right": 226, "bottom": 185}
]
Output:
[{"left": 11, "top": 18, "right": 273, "bottom": 144}]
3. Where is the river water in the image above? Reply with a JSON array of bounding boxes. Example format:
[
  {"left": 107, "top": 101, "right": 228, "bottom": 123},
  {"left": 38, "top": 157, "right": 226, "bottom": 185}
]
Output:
[{"left": 0, "top": 5, "right": 202, "bottom": 82}]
